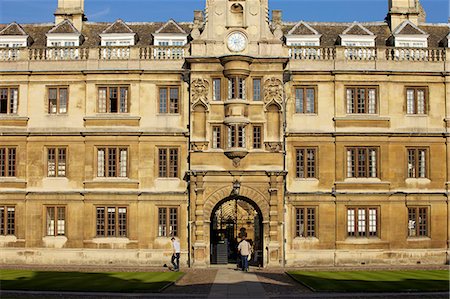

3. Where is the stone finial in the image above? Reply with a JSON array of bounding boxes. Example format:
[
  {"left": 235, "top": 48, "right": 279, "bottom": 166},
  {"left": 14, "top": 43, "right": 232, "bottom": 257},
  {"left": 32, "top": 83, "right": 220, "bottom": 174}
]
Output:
[
  {"left": 192, "top": 10, "right": 204, "bottom": 39},
  {"left": 272, "top": 10, "right": 283, "bottom": 40}
]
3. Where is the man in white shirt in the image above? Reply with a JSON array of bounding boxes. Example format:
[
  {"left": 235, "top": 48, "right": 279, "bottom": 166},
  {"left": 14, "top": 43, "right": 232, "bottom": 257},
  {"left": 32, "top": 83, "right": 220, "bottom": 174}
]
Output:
[
  {"left": 171, "top": 237, "right": 181, "bottom": 271},
  {"left": 237, "top": 237, "right": 252, "bottom": 272}
]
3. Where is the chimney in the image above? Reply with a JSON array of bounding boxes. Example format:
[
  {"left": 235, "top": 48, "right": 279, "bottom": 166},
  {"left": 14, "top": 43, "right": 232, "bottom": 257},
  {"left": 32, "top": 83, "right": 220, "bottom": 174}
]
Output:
[{"left": 54, "top": 0, "right": 86, "bottom": 31}]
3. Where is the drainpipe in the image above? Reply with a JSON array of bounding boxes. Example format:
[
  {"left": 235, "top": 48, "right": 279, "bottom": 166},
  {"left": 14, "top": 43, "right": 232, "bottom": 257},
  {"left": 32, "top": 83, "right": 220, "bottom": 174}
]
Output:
[
  {"left": 184, "top": 68, "right": 192, "bottom": 267},
  {"left": 282, "top": 71, "right": 291, "bottom": 268}
]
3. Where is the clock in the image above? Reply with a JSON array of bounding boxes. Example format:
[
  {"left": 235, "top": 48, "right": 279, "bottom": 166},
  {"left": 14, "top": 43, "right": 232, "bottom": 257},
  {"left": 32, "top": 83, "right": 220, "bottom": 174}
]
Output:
[{"left": 227, "top": 32, "right": 247, "bottom": 52}]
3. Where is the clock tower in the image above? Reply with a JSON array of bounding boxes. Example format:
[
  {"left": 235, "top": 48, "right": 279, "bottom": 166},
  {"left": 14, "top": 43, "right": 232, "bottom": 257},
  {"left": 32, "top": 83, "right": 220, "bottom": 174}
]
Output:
[
  {"left": 187, "top": 0, "right": 287, "bottom": 268},
  {"left": 191, "top": 0, "right": 284, "bottom": 56}
]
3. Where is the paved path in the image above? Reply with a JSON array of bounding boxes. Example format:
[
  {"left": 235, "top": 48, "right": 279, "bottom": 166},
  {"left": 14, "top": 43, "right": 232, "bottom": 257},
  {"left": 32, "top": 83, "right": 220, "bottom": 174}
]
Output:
[{"left": 207, "top": 269, "right": 268, "bottom": 299}]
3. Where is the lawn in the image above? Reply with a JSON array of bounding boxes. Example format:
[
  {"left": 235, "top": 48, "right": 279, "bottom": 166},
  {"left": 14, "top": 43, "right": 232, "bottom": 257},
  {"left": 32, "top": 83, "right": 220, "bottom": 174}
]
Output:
[
  {"left": 0, "top": 270, "right": 183, "bottom": 293},
  {"left": 287, "top": 270, "right": 449, "bottom": 292}
]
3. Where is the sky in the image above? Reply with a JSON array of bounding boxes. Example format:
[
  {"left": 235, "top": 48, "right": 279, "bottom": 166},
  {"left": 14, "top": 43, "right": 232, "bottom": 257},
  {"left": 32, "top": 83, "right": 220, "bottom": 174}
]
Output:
[{"left": 0, "top": 0, "right": 448, "bottom": 24}]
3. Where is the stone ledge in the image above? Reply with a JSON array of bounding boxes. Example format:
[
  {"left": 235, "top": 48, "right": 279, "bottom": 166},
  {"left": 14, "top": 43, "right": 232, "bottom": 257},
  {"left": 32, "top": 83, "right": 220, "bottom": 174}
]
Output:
[
  {"left": 0, "top": 117, "right": 29, "bottom": 127},
  {"left": 335, "top": 180, "right": 390, "bottom": 191},
  {"left": 84, "top": 179, "right": 139, "bottom": 189},
  {"left": 334, "top": 117, "right": 390, "bottom": 128},
  {"left": 0, "top": 179, "right": 27, "bottom": 189},
  {"left": 84, "top": 116, "right": 141, "bottom": 127}
]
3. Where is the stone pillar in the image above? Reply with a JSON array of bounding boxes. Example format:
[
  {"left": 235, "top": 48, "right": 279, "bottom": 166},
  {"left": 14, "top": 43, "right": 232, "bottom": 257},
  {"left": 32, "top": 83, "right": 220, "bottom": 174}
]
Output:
[
  {"left": 191, "top": 172, "right": 208, "bottom": 267},
  {"left": 267, "top": 172, "right": 283, "bottom": 266}
]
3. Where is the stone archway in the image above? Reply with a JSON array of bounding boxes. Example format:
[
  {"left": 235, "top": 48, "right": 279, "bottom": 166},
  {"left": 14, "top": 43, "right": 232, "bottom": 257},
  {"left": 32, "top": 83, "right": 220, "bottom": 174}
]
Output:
[{"left": 209, "top": 196, "right": 264, "bottom": 266}]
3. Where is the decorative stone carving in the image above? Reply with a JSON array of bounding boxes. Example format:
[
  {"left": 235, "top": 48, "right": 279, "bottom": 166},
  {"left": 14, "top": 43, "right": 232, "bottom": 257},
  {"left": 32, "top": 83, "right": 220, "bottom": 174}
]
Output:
[
  {"left": 191, "top": 78, "right": 209, "bottom": 109},
  {"left": 264, "top": 77, "right": 283, "bottom": 106},
  {"left": 265, "top": 142, "right": 282, "bottom": 152},
  {"left": 191, "top": 141, "right": 209, "bottom": 152}
]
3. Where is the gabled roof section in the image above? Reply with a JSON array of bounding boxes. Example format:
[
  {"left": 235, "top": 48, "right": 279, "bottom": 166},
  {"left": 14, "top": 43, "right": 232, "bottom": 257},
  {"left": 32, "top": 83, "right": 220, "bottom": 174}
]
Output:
[
  {"left": 48, "top": 19, "right": 80, "bottom": 34},
  {"left": 287, "top": 21, "right": 319, "bottom": 35},
  {"left": 393, "top": 20, "right": 428, "bottom": 35},
  {"left": 0, "top": 22, "right": 27, "bottom": 36},
  {"left": 101, "top": 19, "right": 134, "bottom": 34},
  {"left": 342, "top": 22, "right": 374, "bottom": 35},
  {"left": 155, "top": 19, "right": 187, "bottom": 34}
]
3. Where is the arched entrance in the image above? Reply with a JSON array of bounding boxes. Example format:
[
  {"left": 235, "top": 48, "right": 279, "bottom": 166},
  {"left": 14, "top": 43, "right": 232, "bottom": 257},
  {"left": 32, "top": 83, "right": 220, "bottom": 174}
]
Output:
[{"left": 210, "top": 196, "right": 263, "bottom": 267}]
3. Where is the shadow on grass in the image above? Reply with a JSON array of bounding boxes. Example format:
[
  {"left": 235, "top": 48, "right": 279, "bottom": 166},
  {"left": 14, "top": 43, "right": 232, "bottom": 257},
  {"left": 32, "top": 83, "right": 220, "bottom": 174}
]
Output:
[
  {"left": 288, "top": 273, "right": 450, "bottom": 293},
  {"left": 1, "top": 271, "right": 183, "bottom": 293}
]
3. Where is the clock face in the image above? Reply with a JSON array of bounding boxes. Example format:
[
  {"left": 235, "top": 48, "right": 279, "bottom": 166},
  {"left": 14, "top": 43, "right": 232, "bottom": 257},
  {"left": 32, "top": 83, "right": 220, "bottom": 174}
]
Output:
[{"left": 227, "top": 32, "right": 247, "bottom": 52}]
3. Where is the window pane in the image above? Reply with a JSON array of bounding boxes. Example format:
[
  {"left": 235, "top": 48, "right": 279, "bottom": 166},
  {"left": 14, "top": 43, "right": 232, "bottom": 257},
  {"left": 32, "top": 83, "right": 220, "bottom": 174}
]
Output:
[
  {"left": 213, "top": 79, "right": 221, "bottom": 101},
  {"left": 357, "top": 88, "right": 365, "bottom": 113},
  {"left": 0, "top": 88, "right": 7, "bottom": 114},
  {"left": 47, "top": 207, "right": 55, "bottom": 236},
  {"left": 119, "top": 87, "right": 128, "bottom": 113},
  {"left": 296, "top": 208, "right": 304, "bottom": 237},
  {"left": 417, "top": 90, "right": 425, "bottom": 114},
  {"left": 97, "top": 149, "right": 105, "bottom": 177},
  {"left": 408, "top": 149, "right": 416, "bottom": 178},
  {"left": 253, "top": 79, "right": 261, "bottom": 101},
  {"left": 169, "top": 149, "right": 178, "bottom": 178},
  {"left": 0, "top": 148, "right": 5, "bottom": 177},
  {"left": 109, "top": 87, "right": 118, "bottom": 113},
  {"left": 159, "top": 149, "right": 167, "bottom": 177},
  {"left": 169, "top": 208, "right": 178, "bottom": 236},
  {"left": 48, "top": 148, "right": 56, "bottom": 177},
  {"left": 0, "top": 207, "right": 4, "bottom": 235},
  {"left": 306, "top": 208, "right": 315, "bottom": 237},
  {"left": 418, "top": 207, "right": 427, "bottom": 236},
  {"left": 119, "top": 149, "right": 127, "bottom": 177},
  {"left": 296, "top": 149, "right": 304, "bottom": 178},
  {"left": 118, "top": 208, "right": 127, "bottom": 237},
  {"left": 347, "top": 209, "right": 355, "bottom": 236},
  {"left": 408, "top": 207, "right": 417, "bottom": 237},
  {"left": 10, "top": 88, "right": 18, "bottom": 114},
  {"left": 96, "top": 207, "right": 105, "bottom": 236},
  {"left": 98, "top": 88, "right": 107, "bottom": 113},
  {"left": 49, "top": 88, "right": 57, "bottom": 114},
  {"left": 170, "top": 88, "right": 179, "bottom": 113},
  {"left": 253, "top": 126, "right": 261, "bottom": 149},
  {"left": 7, "top": 207, "right": 15, "bottom": 235},
  {"left": 418, "top": 149, "right": 426, "bottom": 178},
  {"left": 213, "top": 126, "right": 221, "bottom": 149},
  {"left": 368, "top": 208, "right": 377, "bottom": 236},
  {"left": 8, "top": 148, "right": 15, "bottom": 177},
  {"left": 159, "top": 89, "right": 167, "bottom": 113},
  {"left": 357, "top": 208, "right": 366, "bottom": 237},
  {"left": 158, "top": 208, "right": 167, "bottom": 237},
  {"left": 369, "top": 149, "right": 377, "bottom": 178},
  {"left": 346, "top": 89, "right": 354, "bottom": 114},
  {"left": 59, "top": 88, "right": 67, "bottom": 114},
  {"left": 58, "top": 148, "right": 66, "bottom": 177},
  {"left": 406, "top": 89, "right": 415, "bottom": 114},
  {"left": 108, "top": 148, "right": 117, "bottom": 177},
  {"left": 368, "top": 89, "right": 376, "bottom": 114},
  {"left": 57, "top": 207, "right": 65, "bottom": 235},
  {"left": 295, "top": 88, "right": 304, "bottom": 113},
  {"left": 306, "top": 88, "right": 315, "bottom": 113},
  {"left": 107, "top": 207, "right": 116, "bottom": 236}
]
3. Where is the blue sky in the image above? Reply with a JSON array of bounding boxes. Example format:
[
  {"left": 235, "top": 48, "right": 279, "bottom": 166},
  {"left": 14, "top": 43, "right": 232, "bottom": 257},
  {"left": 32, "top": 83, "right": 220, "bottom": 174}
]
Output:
[{"left": 0, "top": 0, "right": 448, "bottom": 24}]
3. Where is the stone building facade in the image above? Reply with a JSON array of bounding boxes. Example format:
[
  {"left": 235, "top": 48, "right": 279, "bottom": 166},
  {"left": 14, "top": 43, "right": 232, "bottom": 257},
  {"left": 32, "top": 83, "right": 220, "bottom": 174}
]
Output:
[{"left": 0, "top": 0, "right": 449, "bottom": 267}]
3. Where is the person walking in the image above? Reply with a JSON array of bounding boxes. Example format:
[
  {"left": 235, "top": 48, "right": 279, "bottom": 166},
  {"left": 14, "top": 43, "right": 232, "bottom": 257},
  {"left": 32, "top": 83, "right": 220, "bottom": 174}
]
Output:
[
  {"left": 237, "top": 236, "right": 252, "bottom": 272},
  {"left": 171, "top": 237, "right": 180, "bottom": 271}
]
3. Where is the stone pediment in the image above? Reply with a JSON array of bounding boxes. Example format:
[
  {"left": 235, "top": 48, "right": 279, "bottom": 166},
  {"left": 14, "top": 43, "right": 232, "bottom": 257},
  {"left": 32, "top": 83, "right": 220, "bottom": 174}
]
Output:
[
  {"left": 342, "top": 23, "right": 374, "bottom": 36},
  {"left": 287, "top": 21, "right": 319, "bottom": 36},
  {"left": 102, "top": 19, "right": 134, "bottom": 34},
  {"left": 48, "top": 19, "right": 80, "bottom": 34},
  {"left": 393, "top": 20, "right": 428, "bottom": 35},
  {"left": 155, "top": 19, "right": 187, "bottom": 34}
]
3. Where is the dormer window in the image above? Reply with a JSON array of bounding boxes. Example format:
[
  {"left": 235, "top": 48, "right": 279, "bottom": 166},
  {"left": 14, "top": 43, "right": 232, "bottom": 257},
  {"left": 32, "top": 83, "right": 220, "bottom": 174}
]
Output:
[
  {"left": 393, "top": 20, "right": 429, "bottom": 48},
  {"left": 100, "top": 19, "right": 136, "bottom": 48},
  {"left": 340, "top": 23, "right": 376, "bottom": 59},
  {"left": 285, "top": 21, "right": 321, "bottom": 47},
  {"left": 153, "top": 19, "right": 188, "bottom": 47},
  {"left": 0, "top": 22, "right": 29, "bottom": 59},
  {"left": 46, "top": 19, "right": 82, "bottom": 48}
]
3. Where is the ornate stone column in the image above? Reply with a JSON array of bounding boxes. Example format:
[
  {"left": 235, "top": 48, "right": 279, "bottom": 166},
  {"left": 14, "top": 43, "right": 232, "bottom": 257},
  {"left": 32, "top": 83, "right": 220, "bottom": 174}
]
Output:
[{"left": 191, "top": 172, "right": 208, "bottom": 267}]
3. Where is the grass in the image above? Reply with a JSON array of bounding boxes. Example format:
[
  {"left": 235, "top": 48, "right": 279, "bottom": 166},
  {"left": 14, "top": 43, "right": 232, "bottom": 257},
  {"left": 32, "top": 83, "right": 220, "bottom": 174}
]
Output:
[
  {"left": 287, "top": 270, "right": 450, "bottom": 292},
  {"left": 0, "top": 270, "right": 183, "bottom": 293}
]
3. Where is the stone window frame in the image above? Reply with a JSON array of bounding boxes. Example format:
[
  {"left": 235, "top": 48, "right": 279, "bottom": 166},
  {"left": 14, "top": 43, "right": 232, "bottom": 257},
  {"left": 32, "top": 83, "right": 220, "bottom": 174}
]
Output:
[
  {"left": 45, "top": 206, "right": 66, "bottom": 236},
  {"left": 47, "top": 86, "right": 68, "bottom": 115},
  {"left": 346, "top": 206, "right": 379, "bottom": 238},
  {"left": 407, "top": 206, "right": 429, "bottom": 238},
  {"left": 0, "top": 206, "right": 15, "bottom": 236},
  {"left": 212, "top": 125, "right": 223, "bottom": 149},
  {"left": 294, "top": 206, "right": 317, "bottom": 238},
  {"left": 158, "top": 86, "right": 180, "bottom": 114},
  {"left": 346, "top": 147, "right": 379, "bottom": 178},
  {"left": 0, "top": 86, "right": 19, "bottom": 115},
  {"left": 295, "top": 147, "right": 318, "bottom": 179},
  {"left": 294, "top": 85, "right": 317, "bottom": 114},
  {"left": 212, "top": 78, "right": 223, "bottom": 102},
  {"left": 0, "top": 147, "right": 17, "bottom": 177},
  {"left": 345, "top": 85, "right": 378, "bottom": 115},
  {"left": 157, "top": 147, "right": 179, "bottom": 178},
  {"left": 97, "top": 85, "right": 130, "bottom": 114},
  {"left": 405, "top": 86, "right": 428, "bottom": 115},
  {"left": 228, "top": 76, "right": 245, "bottom": 100},
  {"left": 227, "top": 124, "right": 246, "bottom": 148},
  {"left": 252, "top": 124, "right": 263, "bottom": 149},
  {"left": 252, "top": 77, "right": 262, "bottom": 101},
  {"left": 406, "top": 147, "right": 429, "bottom": 179},
  {"left": 46, "top": 146, "right": 67, "bottom": 178},
  {"left": 95, "top": 206, "right": 128, "bottom": 237},
  {"left": 157, "top": 206, "right": 179, "bottom": 237},
  {"left": 96, "top": 147, "right": 128, "bottom": 178}
]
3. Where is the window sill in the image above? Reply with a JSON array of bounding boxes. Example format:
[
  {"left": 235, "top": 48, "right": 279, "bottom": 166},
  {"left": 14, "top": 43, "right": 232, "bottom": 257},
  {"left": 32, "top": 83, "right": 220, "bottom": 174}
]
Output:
[
  {"left": 336, "top": 179, "right": 390, "bottom": 191},
  {"left": 0, "top": 178, "right": 27, "bottom": 189},
  {"left": 42, "top": 236, "right": 67, "bottom": 248},
  {"left": 294, "top": 178, "right": 319, "bottom": 182},
  {"left": 84, "top": 116, "right": 140, "bottom": 127},
  {"left": 293, "top": 237, "right": 319, "bottom": 242},
  {"left": 0, "top": 116, "right": 28, "bottom": 127},
  {"left": 334, "top": 116, "right": 390, "bottom": 128},
  {"left": 85, "top": 237, "right": 138, "bottom": 245},
  {"left": 407, "top": 236, "right": 431, "bottom": 241},
  {"left": 0, "top": 235, "right": 17, "bottom": 243},
  {"left": 405, "top": 178, "right": 431, "bottom": 184},
  {"left": 84, "top": 179, "right": 139, "bottom": 189},
  {"left": 338, "top": 238, "right": 387, "bottom": 245},
  {"left": 294, "top": 113, "right": 318, "bottom": 116},
  {"left": 155, "top": 177, "right": 181, "bottom": 181}
]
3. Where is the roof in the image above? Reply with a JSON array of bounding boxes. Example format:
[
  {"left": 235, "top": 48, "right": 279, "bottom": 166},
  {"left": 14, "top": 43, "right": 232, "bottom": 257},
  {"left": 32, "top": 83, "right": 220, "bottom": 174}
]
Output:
[
  {"left": 287, "top": 21, "right": 319, "bottom": 36},
  {"left": 47, "top": 19, "right": 80, "bottom": 34},
  {"left": 102, "top": 19, "right": 134, "bottom": 34},
  {"left": 155, "top": 19, "right": 187, "bottom": 34},
  {"left": 0, "top": 22, "right": 28, "bottom": 36},
  {"left": 394, "top": 20, "right": 428, "bottom": 35},
  {"left": 0, "top": 20, "right": 446, "bottom": 48},
  {"left": 342, "top": 23, "right": 374, "bottom": 35}
]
